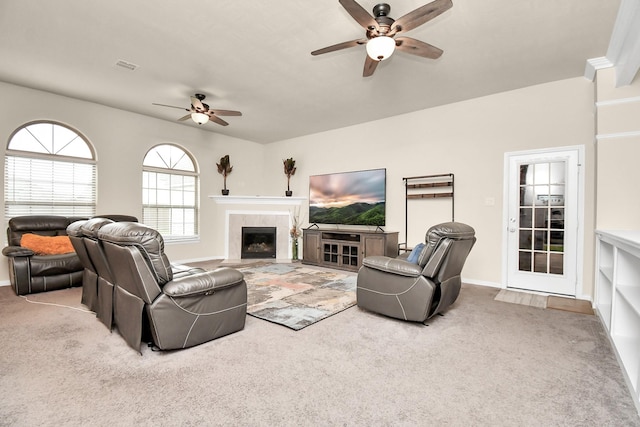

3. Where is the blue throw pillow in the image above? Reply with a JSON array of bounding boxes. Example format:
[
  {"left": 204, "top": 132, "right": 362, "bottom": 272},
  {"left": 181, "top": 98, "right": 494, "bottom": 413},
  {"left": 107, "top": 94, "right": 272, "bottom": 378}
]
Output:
[{"left": 406, "top": 243, "right": 425, "bottom": 264}]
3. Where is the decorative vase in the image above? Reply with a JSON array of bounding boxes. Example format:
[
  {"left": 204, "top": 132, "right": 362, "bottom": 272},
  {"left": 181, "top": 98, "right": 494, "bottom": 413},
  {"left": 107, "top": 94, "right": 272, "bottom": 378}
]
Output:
[
  {"left": 292, "top": 238, "right": 299, "bottom": 261},
  {"left": 222, "top": 189, "right": 229, "bottom": 196},
  {"left": 285, "top": 190, "right": 292, "bottom": 197}
]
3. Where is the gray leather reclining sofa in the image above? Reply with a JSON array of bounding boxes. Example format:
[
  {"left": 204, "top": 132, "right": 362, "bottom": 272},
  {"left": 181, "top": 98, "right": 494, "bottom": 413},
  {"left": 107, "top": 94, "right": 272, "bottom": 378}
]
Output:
[{"left": 69, "top": 219, "right": 248, "bottom": 352}]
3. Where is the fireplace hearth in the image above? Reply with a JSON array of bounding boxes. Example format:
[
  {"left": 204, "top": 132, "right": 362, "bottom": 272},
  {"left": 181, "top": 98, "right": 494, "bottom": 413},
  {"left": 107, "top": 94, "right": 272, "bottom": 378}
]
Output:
[{"left": 241, "top": 227, "right": 277, "bottom": 259}]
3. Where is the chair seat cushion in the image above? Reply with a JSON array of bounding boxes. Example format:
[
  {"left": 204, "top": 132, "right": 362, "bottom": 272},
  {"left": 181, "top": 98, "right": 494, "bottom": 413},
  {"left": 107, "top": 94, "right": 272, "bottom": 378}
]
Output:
[
  {"left": 29, "top": 253, "right": 83, "bottom": 276},
  {"left": 20, "top": 233, "right": 75, "bottom": 255}
]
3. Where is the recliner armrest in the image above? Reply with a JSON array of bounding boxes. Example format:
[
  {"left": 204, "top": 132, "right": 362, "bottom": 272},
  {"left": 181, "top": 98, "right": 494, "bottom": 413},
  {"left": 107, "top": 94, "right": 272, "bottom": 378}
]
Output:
[
  {"left": 362, "top": 256, "right": 423, "bottom": 277},
  {"left": 162, "top": 267, "right": 244, "bottom": 297},
  {"left": 2, "top": 245, "right": 34, "bottom": 257}
]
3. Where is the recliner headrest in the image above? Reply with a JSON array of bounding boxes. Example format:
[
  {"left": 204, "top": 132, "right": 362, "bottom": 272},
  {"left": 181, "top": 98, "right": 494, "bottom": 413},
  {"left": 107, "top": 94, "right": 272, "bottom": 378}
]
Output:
[
  {"left": 98, "top": 222, "right": 172, "bottom": 285},
  {"left": 8, "top": 215, "right": 73, "bottom": 232},
  {"left": 81, "top": 217, "right": 114, "bottom": 238},
  {"left": 417, "top": 222, "right": 476, "bottom": 267},
  {"left": 66, "top": 220, "right": 88, "bottom": 237}
]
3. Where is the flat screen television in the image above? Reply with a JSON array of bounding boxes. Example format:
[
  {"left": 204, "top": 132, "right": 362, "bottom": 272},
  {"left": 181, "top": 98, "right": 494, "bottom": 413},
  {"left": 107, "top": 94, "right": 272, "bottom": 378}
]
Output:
[{"left": 308, "top": 168, "right": 386, "bottom": 226}]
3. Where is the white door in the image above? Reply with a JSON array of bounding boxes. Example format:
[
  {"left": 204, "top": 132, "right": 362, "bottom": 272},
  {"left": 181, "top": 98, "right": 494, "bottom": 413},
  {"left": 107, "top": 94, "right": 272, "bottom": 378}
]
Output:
[{"left": 505, "top": 148, "right": 582, "bottom": 296}]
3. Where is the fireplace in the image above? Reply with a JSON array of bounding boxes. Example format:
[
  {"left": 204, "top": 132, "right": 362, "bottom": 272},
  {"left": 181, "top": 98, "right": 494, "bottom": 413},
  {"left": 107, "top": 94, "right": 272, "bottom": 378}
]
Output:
[{"left": 241, "top": 227, "right": 277, "bottom": 259}]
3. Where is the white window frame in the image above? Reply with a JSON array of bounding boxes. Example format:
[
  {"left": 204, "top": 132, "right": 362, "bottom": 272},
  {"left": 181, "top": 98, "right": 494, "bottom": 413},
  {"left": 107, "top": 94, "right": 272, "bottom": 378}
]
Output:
[{"left": 142, "top": 144, "right": 199, "bottom": 242}]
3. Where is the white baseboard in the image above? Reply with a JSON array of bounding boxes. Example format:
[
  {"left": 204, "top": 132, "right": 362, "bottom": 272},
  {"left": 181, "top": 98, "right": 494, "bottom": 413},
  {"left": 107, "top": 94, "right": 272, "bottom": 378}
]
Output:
[
  {"left": 172, "top": 255, "right": 225, "bottom": 265},
  {"left": 463, "top": 278, "right": 501, "bottom": 288}
]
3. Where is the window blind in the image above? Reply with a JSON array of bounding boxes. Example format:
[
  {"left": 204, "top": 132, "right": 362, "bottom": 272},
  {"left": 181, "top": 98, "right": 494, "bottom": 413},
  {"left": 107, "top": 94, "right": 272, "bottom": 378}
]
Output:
[
  {"left": 142, "top": 170, "right": 198, "bottom": 240},
  {"left": 4, "top": 155, "right": 96, "bottom": 218}
]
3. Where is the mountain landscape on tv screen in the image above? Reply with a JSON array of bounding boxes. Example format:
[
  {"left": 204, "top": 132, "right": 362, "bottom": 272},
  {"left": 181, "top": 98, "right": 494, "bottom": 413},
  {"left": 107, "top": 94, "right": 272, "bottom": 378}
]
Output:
[{"left": 309, "top": 202, "right": 385, "bottom": 226}]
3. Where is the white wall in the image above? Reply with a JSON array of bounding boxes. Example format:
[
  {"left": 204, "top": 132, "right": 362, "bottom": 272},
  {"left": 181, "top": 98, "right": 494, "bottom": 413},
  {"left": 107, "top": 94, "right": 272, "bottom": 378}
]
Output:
[
  {"left": 1, "top": 77, "right": 599, "bottom": 297},
  {"left": 264, "top": 77, "right": 597, "bottom": 293},
  {"left": 0, "top": 81, "right": 266, "bottom": 283},
  {"left": 595, "top": 67, "right": 640, "bottom": 229}
]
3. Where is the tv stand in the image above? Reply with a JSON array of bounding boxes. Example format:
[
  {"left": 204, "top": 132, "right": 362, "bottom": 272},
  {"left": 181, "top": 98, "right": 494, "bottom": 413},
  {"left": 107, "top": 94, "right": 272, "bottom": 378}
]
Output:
[{"left": 302, "top": 228, "right": 398, "bottom": 272}]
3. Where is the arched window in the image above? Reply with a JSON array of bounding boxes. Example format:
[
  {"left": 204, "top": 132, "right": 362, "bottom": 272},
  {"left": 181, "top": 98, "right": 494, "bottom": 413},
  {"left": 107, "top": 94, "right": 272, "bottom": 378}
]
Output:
[
  {"left": 4, "top": 121, "right": 96, "bottom": 218},
  {"left": 142, "top": 144, "right": 198, "bottom": 241}
]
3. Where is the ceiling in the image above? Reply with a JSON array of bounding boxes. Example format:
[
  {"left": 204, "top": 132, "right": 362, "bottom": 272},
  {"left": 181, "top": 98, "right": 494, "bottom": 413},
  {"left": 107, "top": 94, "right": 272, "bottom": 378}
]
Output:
[{"left": 0, "top": 0, "right": 624, "bottom": 144}]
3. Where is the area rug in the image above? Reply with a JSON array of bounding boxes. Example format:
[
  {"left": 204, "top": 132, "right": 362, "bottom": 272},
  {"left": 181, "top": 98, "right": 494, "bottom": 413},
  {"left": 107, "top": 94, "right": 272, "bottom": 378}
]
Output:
[{"left": 227, "top": 262, "right": 357, "bottom": 330}]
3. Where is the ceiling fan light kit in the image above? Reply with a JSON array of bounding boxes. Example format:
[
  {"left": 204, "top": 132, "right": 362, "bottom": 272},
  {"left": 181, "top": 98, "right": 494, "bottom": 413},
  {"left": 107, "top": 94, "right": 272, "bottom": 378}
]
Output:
[
  {"left": 311, "top": 0, "right": 453, "bottom": 76},
  {"left": 191, "top": 112, "right": 209, "bottom": 125},
  {"left": 366, "top": 36, "right": 396, "bottom": 61}
]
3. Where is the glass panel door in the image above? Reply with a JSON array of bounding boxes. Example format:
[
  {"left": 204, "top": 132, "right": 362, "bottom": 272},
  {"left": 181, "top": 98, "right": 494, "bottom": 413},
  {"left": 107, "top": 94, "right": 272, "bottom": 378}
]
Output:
[{"left": 506, "top": 149, "right": 580, "bottom": 296}]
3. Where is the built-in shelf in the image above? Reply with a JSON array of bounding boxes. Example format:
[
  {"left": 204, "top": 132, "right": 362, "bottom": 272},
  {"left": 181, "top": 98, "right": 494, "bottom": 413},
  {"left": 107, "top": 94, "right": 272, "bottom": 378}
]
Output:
[
  {"left": 209, "top": 195, "right": 306, "bottom": 205},
  {"left": 595, "top": 230, "right": 640, "bottom": 414}
]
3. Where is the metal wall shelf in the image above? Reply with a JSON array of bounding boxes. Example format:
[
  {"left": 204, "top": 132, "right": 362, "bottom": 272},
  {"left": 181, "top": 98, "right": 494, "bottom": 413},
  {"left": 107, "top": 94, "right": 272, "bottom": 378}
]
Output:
[{"left": 401, "top": 173, "right": 454, "bottom": 250}]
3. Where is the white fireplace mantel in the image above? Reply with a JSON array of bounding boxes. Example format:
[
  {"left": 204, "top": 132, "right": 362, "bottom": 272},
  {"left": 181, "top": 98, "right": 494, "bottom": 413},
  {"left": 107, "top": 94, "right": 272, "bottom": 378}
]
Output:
[{"left": 209, "top": 195, "right": 306, "bottom": 205}]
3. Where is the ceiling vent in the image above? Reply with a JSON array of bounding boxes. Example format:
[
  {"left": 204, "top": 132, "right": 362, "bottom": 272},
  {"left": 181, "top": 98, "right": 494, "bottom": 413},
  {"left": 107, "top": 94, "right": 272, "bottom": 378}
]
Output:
[{"left": 115, "top": 60, "right": 139, "bottom": 71}]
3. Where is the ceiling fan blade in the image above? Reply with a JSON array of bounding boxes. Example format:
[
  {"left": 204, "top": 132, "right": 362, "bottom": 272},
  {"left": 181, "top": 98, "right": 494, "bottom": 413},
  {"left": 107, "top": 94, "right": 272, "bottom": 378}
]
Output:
[
  {"left": 363, "top": 55, "right": 379, "bottom": 77},
  {"left": 339, "top": 0, "right": 379, "bottom": 31},
  {"left": 311, "top": 39, "right": 367, "bottom": 56},
  {"left": 178, "top": 114, "right": 192, "bottom": 121},
  {"left": 190, "top": 96, "right": 205, "bottom": 111},
  {"left": 391, "top": 0, "right": 452, "bottom": 34},
  {"left": 210, "top": 109, "right": 242, "bottom": 116},
  {"left": 153, "top": 103, "right": 189, "bottom": 111},
  {"left": 209, "top": 115, "right": 229, "bottom": 126},
  {"left": 395, "top": 37, "right": 443, "bottom": 59}
]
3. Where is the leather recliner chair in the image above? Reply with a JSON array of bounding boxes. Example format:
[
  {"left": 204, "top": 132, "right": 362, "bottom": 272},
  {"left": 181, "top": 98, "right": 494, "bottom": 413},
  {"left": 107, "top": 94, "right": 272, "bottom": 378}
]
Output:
[
  {"left": 356, "top": 222, "right": 476, "bottom": 323},
  {"left": 97, "top": 221, "right": 248, "bottom": 352},
  {"left": 2, "top": 215, "right": 85, "bottom": 295}
]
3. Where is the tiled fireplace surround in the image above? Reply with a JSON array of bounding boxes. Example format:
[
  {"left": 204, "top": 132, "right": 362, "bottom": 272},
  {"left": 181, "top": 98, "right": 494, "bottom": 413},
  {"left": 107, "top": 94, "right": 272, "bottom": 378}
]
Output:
[{"left": 210, "top": 195, "right": 305, "bottom": 260}]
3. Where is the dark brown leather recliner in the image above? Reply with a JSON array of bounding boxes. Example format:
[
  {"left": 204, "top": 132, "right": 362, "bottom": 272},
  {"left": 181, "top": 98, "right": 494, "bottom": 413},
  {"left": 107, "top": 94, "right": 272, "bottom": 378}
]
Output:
[
  {"left": 356, "top": 222, "right": 476, "bottom": 323},
  {"left": 97, "top": 221, "right": 248, "bottom": 352},
  {"left": 2, "top": 215, "right": 85, "bottom": 295}
]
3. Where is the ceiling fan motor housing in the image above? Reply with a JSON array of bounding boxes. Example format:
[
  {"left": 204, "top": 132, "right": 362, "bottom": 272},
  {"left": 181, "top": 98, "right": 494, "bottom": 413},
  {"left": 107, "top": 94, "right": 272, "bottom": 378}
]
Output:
[
  {"left": 373, "top": 3, "right": 391, "bottom": 17},
  {"left": 372, "top": 5, "right": 394, "bottom": 35}
]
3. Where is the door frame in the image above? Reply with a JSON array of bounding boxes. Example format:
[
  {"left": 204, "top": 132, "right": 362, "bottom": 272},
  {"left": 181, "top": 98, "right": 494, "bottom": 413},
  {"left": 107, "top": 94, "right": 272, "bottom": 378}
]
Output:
[{"left": 501, "top": 145, "right": 586, "bottom": 297}]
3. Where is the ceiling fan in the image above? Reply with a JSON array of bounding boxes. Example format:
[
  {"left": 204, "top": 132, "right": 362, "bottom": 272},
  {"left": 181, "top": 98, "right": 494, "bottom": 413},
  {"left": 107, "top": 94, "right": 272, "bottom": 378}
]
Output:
[
  {"left": 311, "top": 0, "right": 452, "bottom": 77},
  {"left": 152, "top": 94, "right": 242, "bottom": 126}
]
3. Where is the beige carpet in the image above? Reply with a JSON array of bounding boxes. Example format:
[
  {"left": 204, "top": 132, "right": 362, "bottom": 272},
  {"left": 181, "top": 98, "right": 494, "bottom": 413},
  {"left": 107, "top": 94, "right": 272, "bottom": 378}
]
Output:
[{"left": 0, "top": 283, "right": 638, "bottom": 426}]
